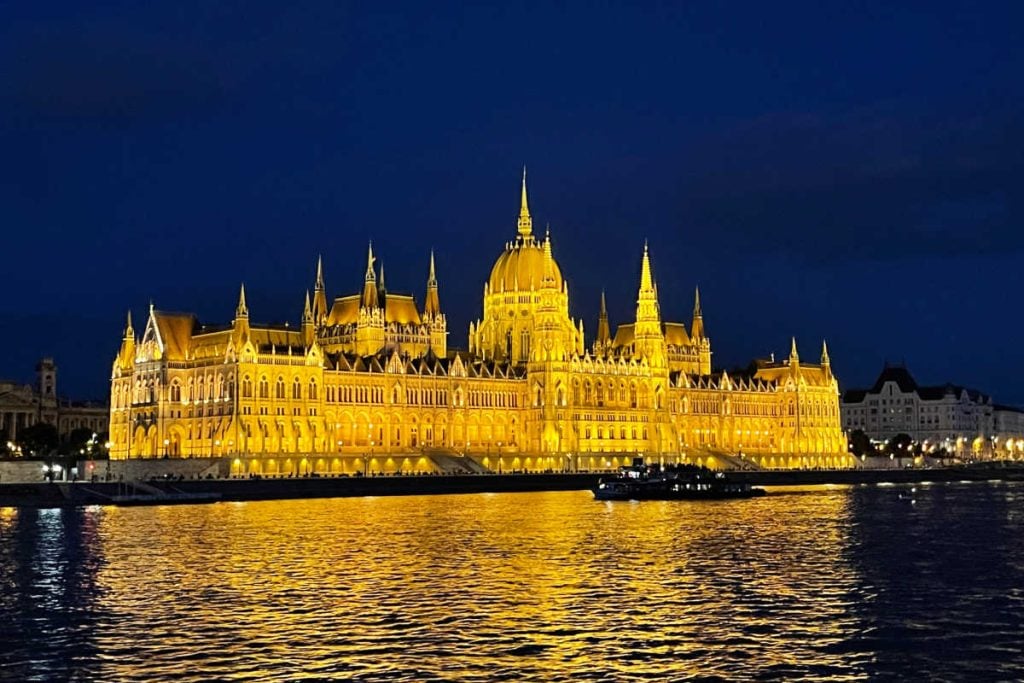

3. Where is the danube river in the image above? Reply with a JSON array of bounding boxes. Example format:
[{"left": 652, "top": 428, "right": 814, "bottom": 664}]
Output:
[{"left": 2, "top": 483, "right": 1023, "bottom": 681}]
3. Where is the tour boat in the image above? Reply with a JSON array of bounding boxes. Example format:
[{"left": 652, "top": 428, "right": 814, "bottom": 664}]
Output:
[{"left": 593, "top": 463, "right": 765, "bottom": 501}]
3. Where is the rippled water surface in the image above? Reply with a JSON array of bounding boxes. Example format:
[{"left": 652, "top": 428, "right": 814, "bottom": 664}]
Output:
[{"left": 3, "top": 483, "right": 1024, "bottom": 681}]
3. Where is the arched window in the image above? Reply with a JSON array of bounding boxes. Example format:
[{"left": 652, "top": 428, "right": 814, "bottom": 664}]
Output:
[
  {"left": 259, "top": 376, "right": 269, "bottom": 399},
  {"left": 309, "top": 379, "right": 318, "bottom": 400},
  {"left": 275, "top": 376, "right": 285, "bottom": 399},
  {"left": 293, "top": 377, "right": 302, "bottom": 400},
  {"left": 242, "top": 376, "right": 253, "bottom": 398},
  {"left": 170, "top": 382, "right": 181, "bottom": 403}
]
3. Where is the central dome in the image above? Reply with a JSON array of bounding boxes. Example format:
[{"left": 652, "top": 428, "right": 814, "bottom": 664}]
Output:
[
  {"left": 489, "top": 241, "right": 563, "bottom": 293},
  {"left": 488, "top": 168, "right": 564, "bottom": 293}
]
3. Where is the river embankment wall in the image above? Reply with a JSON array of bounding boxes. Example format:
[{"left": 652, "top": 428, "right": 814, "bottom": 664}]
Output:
[{"left": 1, "top": 465, "right": 1023, "bottom": 508}]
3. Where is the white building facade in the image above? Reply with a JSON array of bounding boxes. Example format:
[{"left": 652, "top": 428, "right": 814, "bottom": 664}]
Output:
[{"left": 840, "top": 365, "right": 1024, "bottom": 459}]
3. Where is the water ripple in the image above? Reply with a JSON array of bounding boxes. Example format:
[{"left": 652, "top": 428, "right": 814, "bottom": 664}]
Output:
[{"left": 2, "top": 484, "right": 1024, "bottom": 680}]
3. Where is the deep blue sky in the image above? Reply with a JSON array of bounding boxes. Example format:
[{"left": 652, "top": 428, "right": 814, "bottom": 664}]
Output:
[{"left": 2, "top": 2, "right": 1022, "bottom": 403}]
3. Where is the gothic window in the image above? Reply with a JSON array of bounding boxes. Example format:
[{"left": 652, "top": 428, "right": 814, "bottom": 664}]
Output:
[
  {"left": 170, "top": 382, "right": 181, "bottom": 403},
  {"left": 188, "top": 379, "right": 195, "bottom": 403},
  {"left": 259, "top": 377, "right": 269, "bottom": 399},
  {"left": 242, "top": 376, "right": 253, "bottom": 398},
  {"left": 629, "top": 383, "right": 637, "bottom": 408},
  {"left": 309, "top": 379, "right": 318, "bottom": 400},
  {"left": 520, "top": 330, "right": 530, "bottom": 361},
  {"left": 293, "top": 377, "right": 302, "bottom": 400},
  {"left": 275, "top": 377, "right": 285, "bottom": 400}
]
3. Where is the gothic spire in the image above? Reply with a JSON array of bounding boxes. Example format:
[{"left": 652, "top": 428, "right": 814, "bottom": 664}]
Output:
[
  {"left": 790, "top": 337, "right": 800, "bottom": 364},
  {"left": 364, "top": 243, "right": 376, "bottom": 282},
  {"left": 424, "top": 250, "right": 441, "bottom": 317},
  {"left": 596, "top": 290, "right": 611, "bottom": 348},
  {"left": 691, "top": 286, "right": 705, "bottom": 340},
  {"left": 124, "top": 309, "right": 134, "bottom": 338},
  {"left": 236, "top": 283, "right": 248, "bottom": 319},
  {"left": 517, "top": 165, "right": 533, "bottom": 238},
  {"left": 639, "top": 240, "right": 654, "bottom": 293},
  {"left": 361, "top": 243, "right": 379, "bottom": 309},
  {"left": 821, "top": 339, "right": 830, "bottom": 366},
  {"left": 312, "top": 254, "right": 328, "bottom": 324}
]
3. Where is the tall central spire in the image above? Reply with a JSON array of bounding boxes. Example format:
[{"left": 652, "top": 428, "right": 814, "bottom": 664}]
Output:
[{"left": 517, "top": 165, "right": 532, "bottom": 238}]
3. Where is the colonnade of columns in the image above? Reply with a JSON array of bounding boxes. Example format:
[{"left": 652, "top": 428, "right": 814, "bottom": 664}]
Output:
[{"left": 1, "top": 410, "right": 36, "bottom": 441}]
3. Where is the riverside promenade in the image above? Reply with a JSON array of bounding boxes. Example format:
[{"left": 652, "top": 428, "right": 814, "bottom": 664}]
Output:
[{"left": 2, "top": 463, "right": 1023, "bottom": 507}]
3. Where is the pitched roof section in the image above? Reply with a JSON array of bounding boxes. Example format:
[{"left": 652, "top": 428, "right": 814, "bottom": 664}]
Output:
[
  {"left": 869, "top": 365, "right": 919, "bottom": 393},
  {"left": 152, "top": 312, "right": 199, "bottom": 361}
]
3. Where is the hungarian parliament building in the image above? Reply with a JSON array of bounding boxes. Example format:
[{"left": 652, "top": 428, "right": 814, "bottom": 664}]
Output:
[{"left": 109, "top": 173, "right": 850, "bottom": 473}]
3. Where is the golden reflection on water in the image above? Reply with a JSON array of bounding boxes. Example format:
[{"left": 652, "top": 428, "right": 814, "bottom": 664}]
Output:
[
  {"left": 7, "top": 484, "right": 1024, "bottom": 681},
  {"left": 70, "top": 488, "right": 863, "bottom": 680}
]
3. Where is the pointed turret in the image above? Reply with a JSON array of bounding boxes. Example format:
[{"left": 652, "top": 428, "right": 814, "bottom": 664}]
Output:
[
  {"left": 790, "top": 337, "right": 800, "bottom": 365},
  {"left": 821, "top": 339, "right": 831, "bottom": 377},
  {"left": 116, "top": 309, "right": 137, "bottom": 371},
  {"left": 691, "top": 286, "right": 705, "bottom": 340},
  {"left": 634, "top": 242, "right": 665, "bottom": 365},
  {"left": 361, "top": 242, "right": 379, "bottom": 309},
  {"left": 542, "top": 226, "right": 556, "bottom": 284},
  {"left": 640, "top": 240, "right": 654, "bottom": 292},
  {"left": 312, "top": 254, "right": 328, "bottom": 324},
  {"left": 235, "top": 283, "right": 249, "bottom": 319},
  {"left": 424, "top": 250, "right": 441, "bottom": 317},
  {"left": 233, "top": 283, "right": 250, "bottom": 346},
  {"left": 377, "top": 261, "right": 387, "bottom": 304},
  {"left": 301, "top": 290, "right": 315, "bottom": 347},
  {"left": 596, "top": 290, "right": 611, "bottom": 351},
  {"left": 517, "top": 166, "right": 533, "bottom": 239}
]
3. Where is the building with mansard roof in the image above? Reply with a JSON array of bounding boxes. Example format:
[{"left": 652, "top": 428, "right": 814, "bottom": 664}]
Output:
[
  {"left": 841, "top": 363, "right": 1024, "bottom": 458},
  {"left": 108, "top": 171, "right": 850, "bottom": 473}
]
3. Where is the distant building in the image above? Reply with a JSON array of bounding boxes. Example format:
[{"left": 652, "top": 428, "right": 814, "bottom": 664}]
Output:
[
  {"left": 0, "top": 358, "right": 109, "bottom": 443},
  {"left": 841, "top": 364, "right": 1024, "bottom": 458}
]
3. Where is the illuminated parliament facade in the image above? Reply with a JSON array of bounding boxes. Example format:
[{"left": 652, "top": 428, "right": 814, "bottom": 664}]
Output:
[{"left": 109, "top": 173, "right": 851, "bottom": 473}]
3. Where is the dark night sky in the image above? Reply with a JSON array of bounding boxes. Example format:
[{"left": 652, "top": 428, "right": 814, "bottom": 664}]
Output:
[{"left": 2, "top": 2, "right": 1022, "bottom": 403}]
